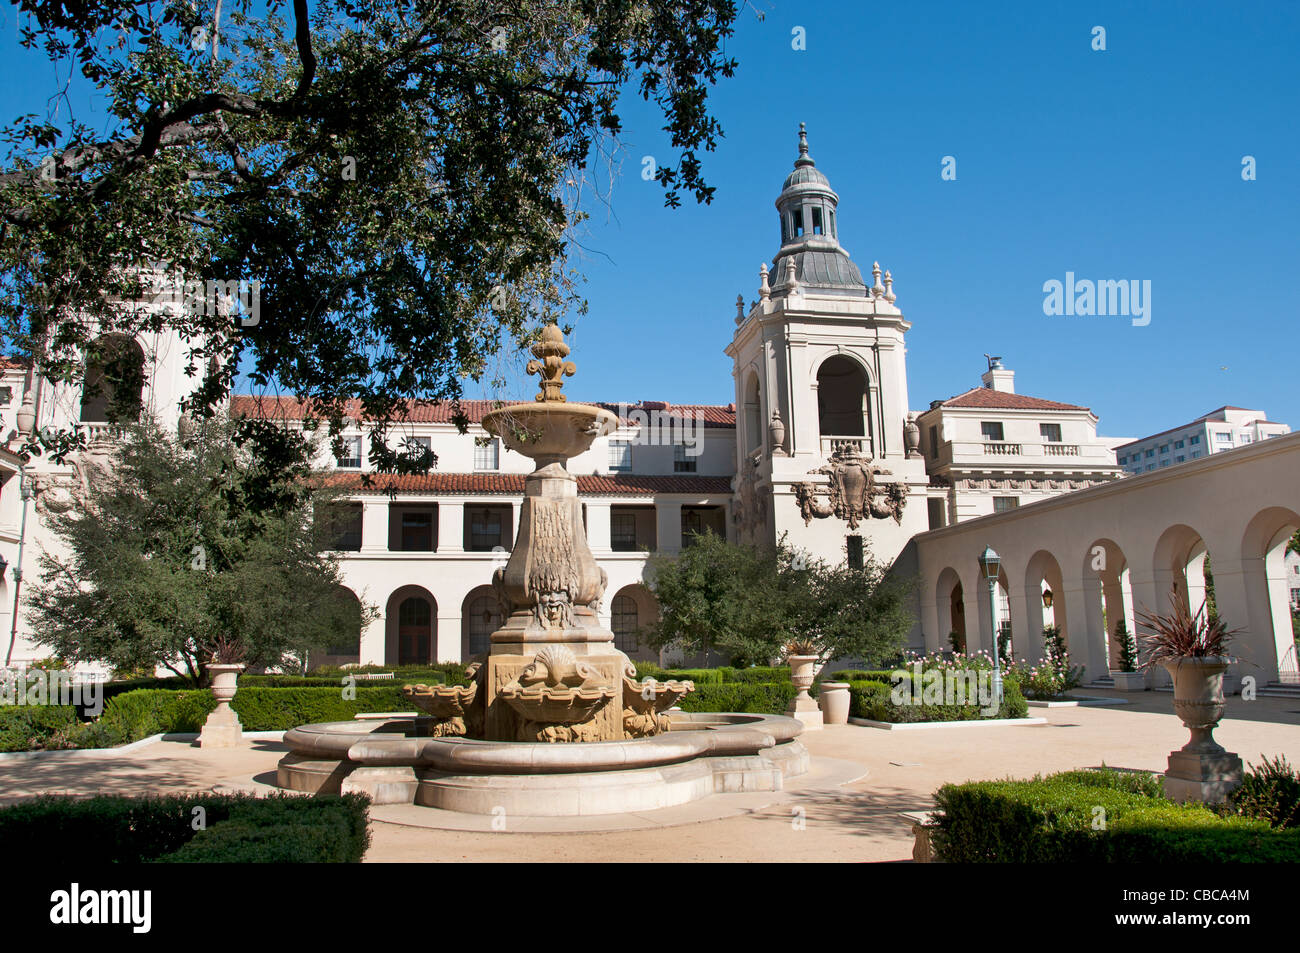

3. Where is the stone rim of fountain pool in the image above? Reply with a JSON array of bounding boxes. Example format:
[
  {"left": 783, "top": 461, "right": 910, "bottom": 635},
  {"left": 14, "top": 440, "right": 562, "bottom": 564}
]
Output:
[{"left": 276, "top": 711, "right": 808, "bottom": 816}]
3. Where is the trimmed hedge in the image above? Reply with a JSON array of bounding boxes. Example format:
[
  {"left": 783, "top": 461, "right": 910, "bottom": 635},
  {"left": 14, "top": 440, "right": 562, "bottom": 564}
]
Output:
[
  {"left": 931, "top": 771, "right": 1300, "bottom": 862},
  {"left": 0, "top": 793, "right": 370, "bottom": 862},
  {"left": 677, "top": 681, "right": 798, "bottom": 715},
  {"left": 92, "top": 686, "right": 414, "bottom": 744},
  {"left": 0, "top": 705, "right": 79, "bottom": 752},
  {"left": 632, "top": 663, "right": 792, "bottom": 686},
  {"left": 847, "top": 673, "right": 1029, "bottom": 723}
]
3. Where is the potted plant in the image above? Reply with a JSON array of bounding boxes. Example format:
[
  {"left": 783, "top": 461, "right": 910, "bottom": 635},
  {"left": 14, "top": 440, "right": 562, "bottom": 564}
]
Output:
[
  {"left": 1137, "top": 593, "right": 1243, "bottom": 802},
  {"left": 1110, "top": 620, "right": 1146, "bottom": 692},
  {"left": 784, "top": 638, "right": 824, "bottom": 728},
  {"left": 199, "top": 635, "right": 247, "bottom": 749}
]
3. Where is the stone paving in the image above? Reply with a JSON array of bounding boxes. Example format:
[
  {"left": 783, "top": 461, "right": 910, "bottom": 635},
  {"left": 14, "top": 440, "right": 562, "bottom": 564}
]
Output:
[{"left": 1, "top": 689, "right": 1295, "bottom": 862}]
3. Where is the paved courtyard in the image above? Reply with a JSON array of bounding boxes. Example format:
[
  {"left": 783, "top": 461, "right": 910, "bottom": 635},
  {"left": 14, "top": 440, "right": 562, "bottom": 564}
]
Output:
[{"left": 2, "top": 691, "right": 1296, "bottom": 862}]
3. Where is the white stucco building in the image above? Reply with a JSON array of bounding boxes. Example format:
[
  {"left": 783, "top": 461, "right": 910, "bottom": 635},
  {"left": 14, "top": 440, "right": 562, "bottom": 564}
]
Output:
[
  {"left": 2, "top": 127, "right": 1294, "bottom": 683},
  {"left": 1115, "top": 407, "right": 1291, "bottom": 476}
]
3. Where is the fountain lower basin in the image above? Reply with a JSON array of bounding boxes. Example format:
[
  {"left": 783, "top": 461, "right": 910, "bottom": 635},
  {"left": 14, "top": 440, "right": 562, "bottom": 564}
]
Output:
[{"left": 276, "top": 711, "right": 808, "bottom": 816}]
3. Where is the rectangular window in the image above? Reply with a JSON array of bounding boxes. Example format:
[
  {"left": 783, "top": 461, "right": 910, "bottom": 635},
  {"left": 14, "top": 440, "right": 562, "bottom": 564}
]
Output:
[
  {"left": 811, "top": 206, "right": 823, "bottom": 235},
  {"left": 320, "top": 504, "right": 363, "bottom": 551},
  {"left": 928, "top": 425, "right": 938, "bottom": 457},
  {"left": 1215, "top": 431, "right": 1233, "bottom": 444},
  {"left": 469, "top": 508, "right": 504, "bottom": 551},
  {"left": 1145, "top": 449, "right": 1155, "bottom": 459},
  {"left": 1146, "top": 464, "right": 1156, "bottom": 471},
  {"left": 1175, "top": 454, "right": 1185, "bottom": 463},
  {"left": 846, "top": 536, "right": 864, "bottom": 570},
  {"left": 993, "top": 496, "right": 1019, "bottom": 512},
  {"left": 1175, "top": 439, "right": 1185, "bottom": 449},
  {"left": 336, "top": 436, "right": 362, "bottom": 469},
  {"left": 981, "top": 421, "right": 1004, "bottom": 441},
  {"left": 400, "top": 435, "right": 434, "bottom": 468},
  {"left": 673, "top": 443, "right": 697, "bottom": 473},
  {"left": 608, "top": 440, "right": 631, "bottom": 472},
  {"left": 1039, "top": 423, "right": 1062, "bottom": 442},
  {"left": 1118, "top": 455, "right": 1127, "bottom": 465},
  {"left": 1239, "top": 433, "right": 1253, "bottom": 444},
  {"left": 1191, "top": 450, "right": 1201, "bottom": 458},
  {"left": 400, "top": 511, "right": 434, "bottom": 551},
  {"left": 474, "top": 438, "right": 499, "bottom": 471},
  {"left": 610, "top": 513, "right": 637, "bottom": 552},
  {"left": 791, "top": 210, "right": 803, "bottom": 237}
]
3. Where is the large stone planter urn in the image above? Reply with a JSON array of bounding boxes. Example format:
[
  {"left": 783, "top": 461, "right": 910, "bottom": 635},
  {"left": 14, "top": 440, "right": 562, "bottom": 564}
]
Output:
[
  {"left": 785, "top": 655, "right": 822, "bottom": 730},
  {"left": 1110, "top": 671, "right": 1147, "bottom": 692},
  {"left": 817, "top": 681, "right": 851, "bottom": 725},
  {"left": 1160, "top": 656, "right": 1242, "bottom": 803},
  {"left": 199, "top": 663, "right": 246, "bottom": 748}
]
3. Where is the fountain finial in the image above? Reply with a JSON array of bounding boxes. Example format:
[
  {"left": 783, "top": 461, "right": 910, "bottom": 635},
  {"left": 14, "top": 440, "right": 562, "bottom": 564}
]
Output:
[{"left": 526, "top": 322, "right": 576, "bottom": 403}]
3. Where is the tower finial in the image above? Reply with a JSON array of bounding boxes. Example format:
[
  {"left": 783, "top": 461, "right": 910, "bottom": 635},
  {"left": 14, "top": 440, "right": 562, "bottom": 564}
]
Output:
[
  {"left": 526, "top": 322, "right": 576, "bottom": 402},
  {"left": 795, "top": 122, "right": 814, "bottom": 167}
]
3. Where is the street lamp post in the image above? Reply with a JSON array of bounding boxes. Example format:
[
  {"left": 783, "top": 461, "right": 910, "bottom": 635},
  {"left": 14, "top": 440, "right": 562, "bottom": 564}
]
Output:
[{"left": 978, "top": 546, "right": 1004, "bottom": 706}]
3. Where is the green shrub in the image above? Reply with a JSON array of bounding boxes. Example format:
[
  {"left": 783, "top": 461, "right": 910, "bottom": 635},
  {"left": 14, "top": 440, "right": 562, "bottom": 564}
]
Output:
[
  {"left": 0, "top": 705, "right": 79, "bottom": 751},
  {"left": 0, "top": 793, "right": 370, "bottom": 862},
  {"left": 846, "top": 671, "right": 1028, "bottom": 722},
  {"left": 727, "top": 666, "right": 790, "bottom": 683},
  {"left": 677, "top": 682, "right": 798, "bottom": 714},
  {"left": 931, "top": 771, "right": 1299, "bottom": 863},
  {"left": 93, "top": 686, "right": 414, "bottom": 745},
  {"left": 1227, "top": 755, "right": 1300, "bottom": 830},
  {"left": 828, "top": 669, "right": 899, "bottom": 683}
]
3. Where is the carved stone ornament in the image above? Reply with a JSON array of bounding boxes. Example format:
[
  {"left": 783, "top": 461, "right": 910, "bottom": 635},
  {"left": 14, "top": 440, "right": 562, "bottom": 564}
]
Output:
[
  {"left": 793, "top": 444, "right": 907, "bottom": 529},
  {"left": 621, "top": 662, "right": 695, "bottom": 738},
  {"left": 499, "top": 645, "right": 617, "bottom": 743}
]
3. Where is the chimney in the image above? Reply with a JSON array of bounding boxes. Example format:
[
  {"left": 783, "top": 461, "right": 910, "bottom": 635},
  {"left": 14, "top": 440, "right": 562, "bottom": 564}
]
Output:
[{"left": 981, "top": 355, "right": 1015, "bottom": 393}]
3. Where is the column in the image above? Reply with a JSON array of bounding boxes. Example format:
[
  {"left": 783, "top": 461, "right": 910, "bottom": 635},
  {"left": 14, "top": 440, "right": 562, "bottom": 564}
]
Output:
[
  {"left": 1062, "top": 564, "right": 1107, "bottom": 682},
  {"left": 585, "top": 500, "right": 612, "bottom": 552},
  {"left": 436, "top": 611, "right": 463, "bottom": 663},
  {"left": 360, "top": 498, "right": 388, "bottom": 553},
  {"left": 437, "top": 501, "right": 464, "bottom": 553},
  {"left": 359, "top": 612, "right": 385, "bottom": 666},
  {"left": 1208, "top": 554, "right": 1282, "bottom": 685},
  {"left": 656, "top": 501, "right": 683, "bottom": 554}
]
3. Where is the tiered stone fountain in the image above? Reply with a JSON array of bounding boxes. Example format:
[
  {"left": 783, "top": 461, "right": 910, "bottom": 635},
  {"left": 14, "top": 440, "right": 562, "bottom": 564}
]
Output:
[{"left": 276, "top": 325, "right": 807, "bottom": 817}]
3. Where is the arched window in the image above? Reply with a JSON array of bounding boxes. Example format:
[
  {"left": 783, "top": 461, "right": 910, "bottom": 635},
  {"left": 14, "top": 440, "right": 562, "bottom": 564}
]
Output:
[
  {"left": 816, "top": 355, "right": 870, "bottom": 446},
  {"left": 464, "top": 593, "right": 501, "bottom": 659},
  {"left": 611, "top": 594, "right": 639, "bottom": 654},
  {"left": 80, "top": 334, "right": 145, "bottom": 423},
  {"left": 397, "top": 596, "right": 432, "bottom": 665}
]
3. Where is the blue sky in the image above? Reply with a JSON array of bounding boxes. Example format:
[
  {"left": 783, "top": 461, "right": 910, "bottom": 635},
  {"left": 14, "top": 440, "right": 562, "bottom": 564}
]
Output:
[{"left": 2, "top": 1, "right": 1296, "bottom": 440}]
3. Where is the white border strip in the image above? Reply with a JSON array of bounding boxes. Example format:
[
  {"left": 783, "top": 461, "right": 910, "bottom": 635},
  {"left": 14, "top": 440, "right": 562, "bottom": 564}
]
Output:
[{"left": 847, "top": 716, "right": 1048, "bottom": 731}]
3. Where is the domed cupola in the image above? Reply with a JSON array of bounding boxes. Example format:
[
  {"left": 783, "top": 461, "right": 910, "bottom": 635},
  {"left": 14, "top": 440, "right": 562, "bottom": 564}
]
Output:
[{"left": 772, "top": 124, "right": 866, "bottom": 296}]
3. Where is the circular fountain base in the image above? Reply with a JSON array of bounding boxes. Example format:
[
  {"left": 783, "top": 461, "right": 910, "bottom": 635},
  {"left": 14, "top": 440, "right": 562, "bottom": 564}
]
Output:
[{"left": 276, "top": 712, "right": 808, "bottom": 817}]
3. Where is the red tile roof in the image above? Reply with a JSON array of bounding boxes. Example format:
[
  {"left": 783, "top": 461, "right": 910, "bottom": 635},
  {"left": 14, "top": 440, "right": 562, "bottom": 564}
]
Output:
[
  {"left": 230, "top": 395, "right": 736, "bottom": 428},
  {"left": 320, "top": 472, "right": 733, "bottom": 496},
  {"left": 931, "top": 387, "right": 1089, "bottom": 412}
]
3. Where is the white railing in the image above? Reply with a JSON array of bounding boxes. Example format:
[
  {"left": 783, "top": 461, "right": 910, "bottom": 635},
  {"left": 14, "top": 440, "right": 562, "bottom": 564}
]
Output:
[
  {"left": 1044, "top": 443, "right": 1080, "bottom": 456},
  {"left": 983, "top": 441, "right": 1022, "bottom": 455},
  {"left": 821, "top": 435, "right": 871, "bottom": 455}
]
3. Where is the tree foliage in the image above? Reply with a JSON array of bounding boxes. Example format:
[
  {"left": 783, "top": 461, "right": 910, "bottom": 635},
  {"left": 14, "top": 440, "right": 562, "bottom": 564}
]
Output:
[
  {"left": 1, "top": 0, "right": 740, "bottom": 465},
  {"left": 645, "top": 532, "right": 916, "bottom": 667},
  {"left": 25, "top": 415, "right": 374, "bottom": 682}
]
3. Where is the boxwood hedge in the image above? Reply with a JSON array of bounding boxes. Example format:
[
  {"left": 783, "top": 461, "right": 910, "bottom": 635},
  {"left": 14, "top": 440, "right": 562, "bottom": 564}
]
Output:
[
  {"left": 931, "top": 771, "right": 1300, "bottom": 862},
  {"left": 0, "top": 793, "right": 370, "bottom": 862}
]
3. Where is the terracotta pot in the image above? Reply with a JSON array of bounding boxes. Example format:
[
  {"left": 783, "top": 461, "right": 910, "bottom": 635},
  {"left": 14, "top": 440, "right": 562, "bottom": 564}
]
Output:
[
  {"left": 1162, "top": 656, "right": 1229, "bottom": 754},
  {"left": 818, "top": 682, "right": 851, "bottom": 724},
  {"left": 208, "top": 663, "right": 245, "bottom": 708}
]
